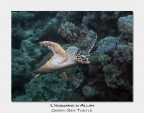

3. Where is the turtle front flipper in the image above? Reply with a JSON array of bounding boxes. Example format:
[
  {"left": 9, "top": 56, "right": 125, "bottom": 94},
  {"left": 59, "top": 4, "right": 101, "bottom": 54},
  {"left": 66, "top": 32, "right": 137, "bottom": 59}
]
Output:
[
  {"left": 39, "top": 41, "right": 68, "bottom": 63},
  {"left": 80, "top": 30, "right": 98, "bottom": 52}
]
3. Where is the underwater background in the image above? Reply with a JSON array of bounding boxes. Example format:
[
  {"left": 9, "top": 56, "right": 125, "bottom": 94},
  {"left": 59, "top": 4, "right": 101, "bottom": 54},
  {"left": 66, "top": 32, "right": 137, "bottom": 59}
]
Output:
[{"left": 12, "top": 11, "right": 133, "bottom": 102}]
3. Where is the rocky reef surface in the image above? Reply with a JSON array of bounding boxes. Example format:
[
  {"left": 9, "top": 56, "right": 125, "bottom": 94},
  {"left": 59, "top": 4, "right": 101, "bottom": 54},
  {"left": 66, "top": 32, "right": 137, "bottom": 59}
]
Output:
[{"left": 12, "top": 11, "right": 133, "bottom": 101}]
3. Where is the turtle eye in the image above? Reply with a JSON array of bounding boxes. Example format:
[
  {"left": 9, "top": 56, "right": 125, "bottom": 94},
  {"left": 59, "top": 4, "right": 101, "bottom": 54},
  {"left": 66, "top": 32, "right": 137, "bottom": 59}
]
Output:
[{"left": 81, "top": 55, "right": 86, "bottom": 58}]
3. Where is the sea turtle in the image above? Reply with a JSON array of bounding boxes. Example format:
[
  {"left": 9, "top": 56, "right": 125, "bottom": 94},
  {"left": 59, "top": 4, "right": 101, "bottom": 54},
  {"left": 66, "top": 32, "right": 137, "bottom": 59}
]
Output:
[{"left": 31, "top": 31, "right": 97, "bottom": 83}]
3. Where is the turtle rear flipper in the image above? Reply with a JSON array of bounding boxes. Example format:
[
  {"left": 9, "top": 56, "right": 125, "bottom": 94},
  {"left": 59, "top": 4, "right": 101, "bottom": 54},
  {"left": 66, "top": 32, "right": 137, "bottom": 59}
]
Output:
[{"left": 30, "top": 74, "right": 41, "bottom": 83}]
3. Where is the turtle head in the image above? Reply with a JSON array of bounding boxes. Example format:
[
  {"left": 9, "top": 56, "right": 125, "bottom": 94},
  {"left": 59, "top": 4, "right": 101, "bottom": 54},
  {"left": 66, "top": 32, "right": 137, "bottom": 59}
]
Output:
[{"left": 75, "top": 50, "right": 90, "bottom": 64}]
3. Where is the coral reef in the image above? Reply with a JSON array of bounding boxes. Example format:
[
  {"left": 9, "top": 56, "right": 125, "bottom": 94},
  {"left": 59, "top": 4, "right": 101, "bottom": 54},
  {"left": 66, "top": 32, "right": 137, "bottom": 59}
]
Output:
[
  {"left": 82, "top": 85, "right": 96, "bottom": 99},
  {"left": 13, "top": 73, "right": 84, "bottom": 102},
  {"left": 82, "top": 11, "right": 133, "bottom": 38},
  {"left": 118, "top": 15, "right": 133, "bottom": 42},
  {"left": 113, "top": 43, "right": 133, "bottom": 63},
  {"left": 12, "top": 11, "right": 133, "bottom": 102},
  {"left": 96, "top": 36, "right": 120, "bottom": 54},
  {"left": 12, "top": 12, "right": 35, "bottom": 26},
  {"left": 12, "top": 27, "right": 42, "bottom": 97}
]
